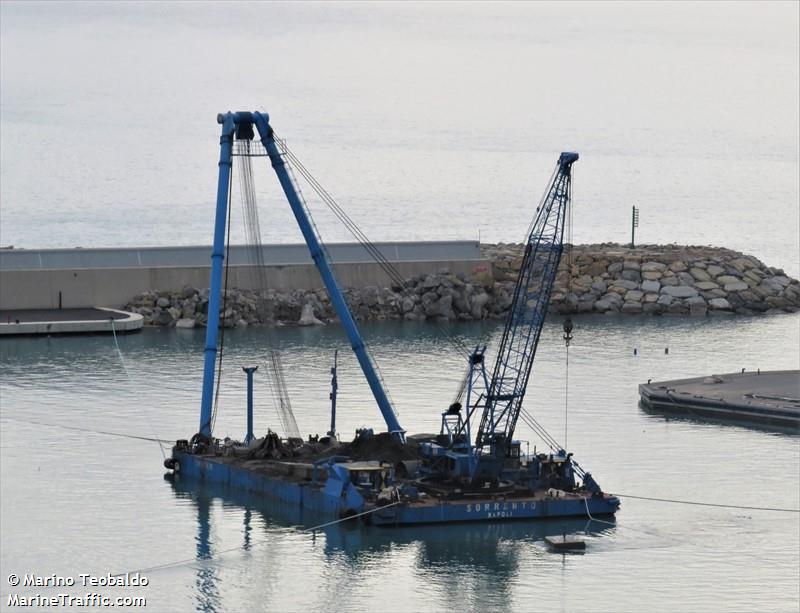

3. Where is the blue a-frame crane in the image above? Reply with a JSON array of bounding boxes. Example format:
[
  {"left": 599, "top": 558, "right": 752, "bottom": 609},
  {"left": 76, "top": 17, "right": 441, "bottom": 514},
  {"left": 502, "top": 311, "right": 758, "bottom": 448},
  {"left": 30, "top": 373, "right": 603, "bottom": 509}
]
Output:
[{"left": 197, "top": 111, "right": 404, "bottom": 444}]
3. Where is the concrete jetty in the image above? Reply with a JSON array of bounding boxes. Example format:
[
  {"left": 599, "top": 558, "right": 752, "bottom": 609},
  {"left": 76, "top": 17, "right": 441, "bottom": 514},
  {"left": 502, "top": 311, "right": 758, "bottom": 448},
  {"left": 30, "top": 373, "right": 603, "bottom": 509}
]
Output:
[
  {"left": 0, "top": 307, "right": 143, "bottom": 336},
  {"left": 639, "top": 370, "right": 800, "bottom": 428},
  {"left": 0, "top": 241, "right": 486, "bottom": 311}
]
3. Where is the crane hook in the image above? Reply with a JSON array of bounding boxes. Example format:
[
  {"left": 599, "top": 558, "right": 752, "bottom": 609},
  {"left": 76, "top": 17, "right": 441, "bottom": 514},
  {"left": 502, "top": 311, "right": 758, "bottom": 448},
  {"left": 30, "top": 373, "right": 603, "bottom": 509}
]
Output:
[{"left": 563, "top": 317, "right": 574, "bottom": 347}]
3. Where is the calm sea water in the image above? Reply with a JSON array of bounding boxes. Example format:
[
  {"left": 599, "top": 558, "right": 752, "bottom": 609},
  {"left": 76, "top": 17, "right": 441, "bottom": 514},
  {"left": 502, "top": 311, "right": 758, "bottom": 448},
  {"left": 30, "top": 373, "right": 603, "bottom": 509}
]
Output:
[
  {"left": 1, "top": 315, "right": 799, "bottom": 611},
  {"left": 1, "top": 2, "right": 798, "bottom": 277}
]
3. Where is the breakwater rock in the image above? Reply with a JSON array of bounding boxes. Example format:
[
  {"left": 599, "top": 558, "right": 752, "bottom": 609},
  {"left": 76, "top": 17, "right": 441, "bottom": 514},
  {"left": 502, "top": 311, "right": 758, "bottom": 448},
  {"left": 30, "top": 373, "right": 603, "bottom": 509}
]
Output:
[
  {"left": 124, "top": 243, "right": 799, "bottom": 327},
  {"left": 486, "top": 243, "right": 799, "bottom": 318}
]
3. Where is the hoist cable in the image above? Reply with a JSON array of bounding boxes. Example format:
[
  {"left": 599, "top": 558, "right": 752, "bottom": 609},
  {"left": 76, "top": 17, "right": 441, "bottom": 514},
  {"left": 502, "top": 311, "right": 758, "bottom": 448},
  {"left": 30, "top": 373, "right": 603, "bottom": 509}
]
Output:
[
  {"left": 237, "top": 140, "right": 269, "bottom": 292},
  {"left": 564, "top": 168, "right": 574, "bottom": 451}
]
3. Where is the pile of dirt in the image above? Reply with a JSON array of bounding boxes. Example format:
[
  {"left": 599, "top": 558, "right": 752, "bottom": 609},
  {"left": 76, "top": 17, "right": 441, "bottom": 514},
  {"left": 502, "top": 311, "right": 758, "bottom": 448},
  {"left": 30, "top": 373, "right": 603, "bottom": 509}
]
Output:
[{"left": 340, "top": 432, "right": 420, "bottom": 463}]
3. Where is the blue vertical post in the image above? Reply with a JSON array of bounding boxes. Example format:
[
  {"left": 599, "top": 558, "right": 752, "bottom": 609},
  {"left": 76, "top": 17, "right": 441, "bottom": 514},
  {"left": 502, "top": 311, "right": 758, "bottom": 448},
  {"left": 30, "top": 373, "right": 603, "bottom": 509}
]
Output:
[
  {"left": 252, "top": 112, "right": 405, "bottom": 440},
  {"left": 243, "top": 366, "right": 258, "bottom": 444},
  {"left": 198, "top": 113, "right": 236, "bottom": 437}
]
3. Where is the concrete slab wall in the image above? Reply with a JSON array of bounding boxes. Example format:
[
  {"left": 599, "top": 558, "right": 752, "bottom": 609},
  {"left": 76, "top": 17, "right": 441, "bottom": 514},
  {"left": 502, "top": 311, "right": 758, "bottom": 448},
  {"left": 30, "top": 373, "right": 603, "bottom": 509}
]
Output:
[
  {"left": 0, "top": 241, "right": 481, "bottom": 270},
  {"left": 0, "top": 243, "right": 490, "bottom": 309}
]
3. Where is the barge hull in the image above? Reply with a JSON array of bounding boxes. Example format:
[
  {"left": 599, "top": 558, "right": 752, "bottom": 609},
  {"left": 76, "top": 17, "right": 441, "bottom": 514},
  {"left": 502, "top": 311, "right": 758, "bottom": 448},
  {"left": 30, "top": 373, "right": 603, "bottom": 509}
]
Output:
[
  {"left": 369, "top": 495, "right": 618, "bottom": 526},
  {"left": 174, "top": 451, "right": 339, "bottom": 515},
  {"left": 173, "top": 450, "right": 619, "bottom": 526}
]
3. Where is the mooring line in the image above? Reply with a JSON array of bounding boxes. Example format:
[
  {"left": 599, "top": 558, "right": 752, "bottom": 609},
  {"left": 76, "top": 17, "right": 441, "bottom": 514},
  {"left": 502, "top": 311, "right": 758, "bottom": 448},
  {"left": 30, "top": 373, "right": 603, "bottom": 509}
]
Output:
[
  {"left": 109, "top": 318, "right": 131, "bottom": 378},
  {"left": 111, "top": 501, "right": 403, "bottom": 578},
  {"left": 110, "top": 318, "right": 167, "bottom": 458},
  {"left": 1, "top": 416, "right": 172, "bottom": 444},
  {"left": 580, "top": 492, "right": 800, "bottom": 547},
  {"left": 583, "top": 498, "right": 683, "bottom": 544},
  {"left": 305, "top": 500, "right": 403, "bottom": 531},
  {"left": 613, "top": 493, "right": 800, "bottom": 513},
  {"left": 585, "top": 496, "right": 799, "bottom": 567},
  {"left": 580, "top": 492, "right": 800, "bottom": 550}
]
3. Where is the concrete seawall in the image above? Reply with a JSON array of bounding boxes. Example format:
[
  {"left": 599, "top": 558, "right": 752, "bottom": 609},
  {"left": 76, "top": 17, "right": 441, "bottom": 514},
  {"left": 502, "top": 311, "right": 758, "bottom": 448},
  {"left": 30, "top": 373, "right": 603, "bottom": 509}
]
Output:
[{"left": 0, "top": 242, "right": 487, "bottom": 310}]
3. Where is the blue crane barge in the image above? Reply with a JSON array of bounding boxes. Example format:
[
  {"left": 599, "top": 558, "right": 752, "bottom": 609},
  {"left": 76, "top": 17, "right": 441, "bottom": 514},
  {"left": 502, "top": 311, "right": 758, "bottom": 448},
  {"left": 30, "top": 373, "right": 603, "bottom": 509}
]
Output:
[{"left": 165, "top": 111, "right": 620, "bottom": 526}]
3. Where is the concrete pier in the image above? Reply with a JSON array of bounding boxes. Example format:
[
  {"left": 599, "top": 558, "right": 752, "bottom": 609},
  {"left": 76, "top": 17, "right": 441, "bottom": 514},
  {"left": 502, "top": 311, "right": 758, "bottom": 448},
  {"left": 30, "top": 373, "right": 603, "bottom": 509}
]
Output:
[
  {"left": 639, "top": 370, "right": 800, "bottom": 428},
  {"left": 0, "top": 241, "right": 486, "bottom": 310},
  {"left": 0, "top": 307, "right": 143, "bottom": 336}
]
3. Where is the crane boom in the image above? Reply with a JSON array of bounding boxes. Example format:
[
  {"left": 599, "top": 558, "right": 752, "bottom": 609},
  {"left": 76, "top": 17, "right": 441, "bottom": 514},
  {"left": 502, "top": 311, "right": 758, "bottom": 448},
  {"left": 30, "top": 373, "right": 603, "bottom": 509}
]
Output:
[
  {"left": 198, "top": 111, "right": 404, "bottom": 442},
  {"left": 474, "top": 152, "right": 578, "bottom": 460}
]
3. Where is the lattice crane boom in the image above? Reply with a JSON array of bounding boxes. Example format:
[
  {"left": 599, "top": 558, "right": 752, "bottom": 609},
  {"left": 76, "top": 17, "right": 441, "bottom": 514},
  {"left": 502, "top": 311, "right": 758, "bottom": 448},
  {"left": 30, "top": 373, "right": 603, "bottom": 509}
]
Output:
[{"left": 474, "top": 152, "right": 578, "bottom": 459}]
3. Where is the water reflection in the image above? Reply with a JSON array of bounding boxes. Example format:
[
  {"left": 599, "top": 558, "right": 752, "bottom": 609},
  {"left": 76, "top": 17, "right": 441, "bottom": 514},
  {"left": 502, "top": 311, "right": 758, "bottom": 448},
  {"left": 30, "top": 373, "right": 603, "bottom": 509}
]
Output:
[
  {"left": 167, "top": 472, "right": 615, "bottom": 611},
  {"left": 192, "top": 488, "right": 222, "bottom": 613}
]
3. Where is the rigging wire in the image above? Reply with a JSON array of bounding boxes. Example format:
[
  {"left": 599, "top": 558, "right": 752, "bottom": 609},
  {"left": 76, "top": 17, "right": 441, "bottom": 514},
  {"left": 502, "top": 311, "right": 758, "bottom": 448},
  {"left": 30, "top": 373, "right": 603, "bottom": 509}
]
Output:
[
  {"left": 524, "top": 167, "right": 559, "bottom": 240},
  {"left": 238, "top": 134, "right": 398, "bottom": 414},
  {"left": 272, "top": 353, "right": 300, "bottom": 438},
  {"left": 237, "top": 140, "right": 269, "bottom": 291},
  {"left": 235, "top": 139, "right": 288, "bottom": 439},
  {"left": 265, "top": 350, "right": 300, "bottom": 439},
  {"left": 274, "top": 136, "right": 475, "bottom": 420},
  {"left": 261, "top": 135, "right": 475, "bottom": 420},
  {"left": 274, "top": 136, "right": 472, "bottom": 360},
  {"left": 258, "top": 137, "right": 404, "bottom": 414},
  {"left": 263, "top": 352, "right": 288, "bottom": 438},
  {"left": 518, "top": 406, "right": 562, "bottom": 451},
  {"left": 451, "top": 365, "right": 471, "bottom": 406},
  {"left": 275, "top": 138, "right": 409, "bottom": 288}
]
